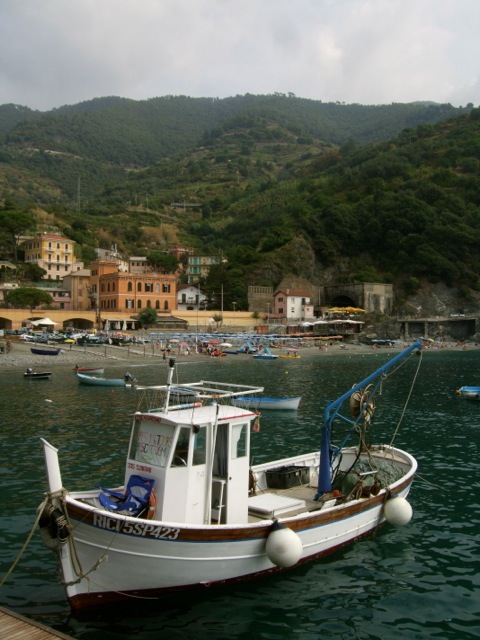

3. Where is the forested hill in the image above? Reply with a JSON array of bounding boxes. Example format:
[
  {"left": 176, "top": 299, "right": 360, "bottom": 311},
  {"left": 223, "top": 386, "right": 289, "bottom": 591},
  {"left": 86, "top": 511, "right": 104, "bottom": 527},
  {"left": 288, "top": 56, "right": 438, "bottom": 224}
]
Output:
[
  {"left": 0, "top": 95, "right": 479, "bottom": 312},
  {"left": 0, "top": 94, "right": 470, "bottom": 165},
  {"left": 201, "top": 109, "right": 480, "bottom": 306}
]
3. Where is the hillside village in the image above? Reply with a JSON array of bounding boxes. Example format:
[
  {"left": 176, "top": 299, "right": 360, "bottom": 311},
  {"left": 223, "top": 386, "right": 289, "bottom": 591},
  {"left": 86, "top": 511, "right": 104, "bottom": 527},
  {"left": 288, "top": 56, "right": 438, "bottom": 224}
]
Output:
[
  {"left": 1, "top": 229, "right": 478, "bottom": 345},
  {"left": 0, "top": 228, "right": 395, "bottom": 341}
]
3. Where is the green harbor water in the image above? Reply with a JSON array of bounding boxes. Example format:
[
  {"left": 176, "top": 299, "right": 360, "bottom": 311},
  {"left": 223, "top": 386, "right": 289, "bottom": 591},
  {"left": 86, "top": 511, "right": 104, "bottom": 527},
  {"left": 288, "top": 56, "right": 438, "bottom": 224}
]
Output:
[{"left": 1, "top": 347, "right": 479, "bottom": 639}]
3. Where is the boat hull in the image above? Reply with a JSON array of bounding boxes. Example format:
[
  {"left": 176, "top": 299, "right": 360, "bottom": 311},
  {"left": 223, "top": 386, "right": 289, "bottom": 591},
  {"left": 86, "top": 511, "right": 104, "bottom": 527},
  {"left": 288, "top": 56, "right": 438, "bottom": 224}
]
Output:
[
  {"left": 30, "top": 347, "right": 61, "bottom": 356},
  {"left": 456, "top": 385, "right": 480, "bottom": 399},
  {"left": 76, "top": 372, "right": 125, "bottom": 386},
  {"left": 73, "top": 367, "right": 105, "bottom": 375},
  {"left": 23, "top": 372, "right": 52, "bottom": 380},
  {"left": 48, "top": 447, "right": 415, "bottom": 610}
]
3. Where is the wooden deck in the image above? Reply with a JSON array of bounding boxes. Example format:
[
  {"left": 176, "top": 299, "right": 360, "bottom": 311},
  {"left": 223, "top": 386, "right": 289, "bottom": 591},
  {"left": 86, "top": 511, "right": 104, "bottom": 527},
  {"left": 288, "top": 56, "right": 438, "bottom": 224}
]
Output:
[{"left": 0, "top": 606, "right": 74, "bottom": 640}]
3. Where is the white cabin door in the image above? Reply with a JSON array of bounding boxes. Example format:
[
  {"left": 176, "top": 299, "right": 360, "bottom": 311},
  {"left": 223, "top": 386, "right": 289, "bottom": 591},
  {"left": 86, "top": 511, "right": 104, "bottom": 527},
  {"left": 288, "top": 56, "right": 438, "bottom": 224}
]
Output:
[{"left": 224, "top": 422, "right": 250, "bottom": 523}]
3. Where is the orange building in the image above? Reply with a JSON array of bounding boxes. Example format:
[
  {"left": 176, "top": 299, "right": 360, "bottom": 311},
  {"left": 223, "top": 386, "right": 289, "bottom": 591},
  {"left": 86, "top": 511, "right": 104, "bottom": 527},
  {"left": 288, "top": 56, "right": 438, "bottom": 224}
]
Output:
[{"left": 89, "top": 260, "right": 177, "bottom": 314}]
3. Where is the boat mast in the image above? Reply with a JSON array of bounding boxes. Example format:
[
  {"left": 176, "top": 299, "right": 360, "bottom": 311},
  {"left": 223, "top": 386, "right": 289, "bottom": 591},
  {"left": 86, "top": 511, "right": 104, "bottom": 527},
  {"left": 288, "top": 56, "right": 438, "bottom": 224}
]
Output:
[{"left": 316, "top": 340, "right": 422, "bottom": 497}]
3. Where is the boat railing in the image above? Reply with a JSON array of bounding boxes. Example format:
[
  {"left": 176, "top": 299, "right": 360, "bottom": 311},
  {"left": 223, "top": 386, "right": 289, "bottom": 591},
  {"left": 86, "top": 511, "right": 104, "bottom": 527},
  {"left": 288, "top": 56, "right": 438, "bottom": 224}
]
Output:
[
  {"left": 137, "top": 381, "right": 264, "bottom": 399},
  {"left": 136, "top": 379, "right": 264, "bottom": 413}
]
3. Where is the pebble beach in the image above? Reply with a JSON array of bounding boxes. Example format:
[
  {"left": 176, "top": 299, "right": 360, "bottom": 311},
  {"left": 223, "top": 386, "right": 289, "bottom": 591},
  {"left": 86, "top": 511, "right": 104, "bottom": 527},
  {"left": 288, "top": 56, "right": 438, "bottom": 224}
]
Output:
[
  {"left": 1, "top": 337, "right": 473, "bottom": 374},
  {"left": 0, "top": 339, "right": 167, "bottom": 372}
]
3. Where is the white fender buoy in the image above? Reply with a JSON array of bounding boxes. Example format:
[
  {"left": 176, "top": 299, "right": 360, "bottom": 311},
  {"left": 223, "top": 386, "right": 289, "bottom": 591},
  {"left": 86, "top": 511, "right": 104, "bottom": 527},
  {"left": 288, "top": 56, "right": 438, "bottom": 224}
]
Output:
[
  {"left": 384, "top": 496, "right": 413, "bottom": 526},
  {"left": 265, "top": 520, "right": 303, "bottom": 567}
]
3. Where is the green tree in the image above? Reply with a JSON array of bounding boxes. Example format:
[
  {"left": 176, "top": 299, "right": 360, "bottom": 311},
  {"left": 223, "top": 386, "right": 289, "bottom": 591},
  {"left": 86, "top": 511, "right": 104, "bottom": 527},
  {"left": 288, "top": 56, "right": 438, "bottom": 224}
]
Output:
[
  {"left": 4, "top": 287, "right": 53, "bottom": 310},
  {"left": 137, "top": 307, "right": 158, "bottom": 328},
  {"left": 211, "top": 313, "right": 223, "bottom": 327},
  {"left": 19, "top": 263, "right": 47, "bottom": 282},
  {"left": 146, "top": 251, "right": 179, "bottom": 273},
  {"left": 0, "top": 205, "right": 36, "bottom": 261}
]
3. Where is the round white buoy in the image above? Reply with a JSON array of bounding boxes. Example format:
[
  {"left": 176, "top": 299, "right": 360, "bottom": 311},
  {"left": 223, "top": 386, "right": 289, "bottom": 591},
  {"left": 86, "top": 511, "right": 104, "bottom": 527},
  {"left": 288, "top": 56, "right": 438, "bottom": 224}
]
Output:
[
  {"left": 265, "top": 520, "right": 303, "bottom": 567},
  {"left": 384, "top": 496, "right": 413, "bottom": 526}
]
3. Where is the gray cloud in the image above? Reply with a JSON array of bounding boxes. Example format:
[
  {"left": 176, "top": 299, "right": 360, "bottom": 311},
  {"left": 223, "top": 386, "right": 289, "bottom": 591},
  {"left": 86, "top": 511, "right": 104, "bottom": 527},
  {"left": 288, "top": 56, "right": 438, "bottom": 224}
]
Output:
[{"left": 1, "top": 0, "right": 479, "bottom": 110}]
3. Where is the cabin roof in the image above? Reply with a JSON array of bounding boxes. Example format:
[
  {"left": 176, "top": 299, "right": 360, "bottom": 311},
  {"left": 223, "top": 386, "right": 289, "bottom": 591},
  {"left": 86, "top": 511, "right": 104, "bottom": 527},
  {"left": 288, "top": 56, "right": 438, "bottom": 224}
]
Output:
[{"left": 136, "top": 403, "right": 258, "bottom": 425}]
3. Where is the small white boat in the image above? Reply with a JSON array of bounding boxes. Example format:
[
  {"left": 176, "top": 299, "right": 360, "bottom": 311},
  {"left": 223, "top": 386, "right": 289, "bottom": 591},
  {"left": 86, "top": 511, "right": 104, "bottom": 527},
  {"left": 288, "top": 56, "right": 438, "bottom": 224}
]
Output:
[
  {"left": 233, "top": 396, "right": 302, "bottom": 410},
  {"left": 455, "top": 385, "right": 480, "bottom": 400},
  {"left": 76, "top": 372, "right": 136, "bottom": 387},
  {"left": 39, "top": 343, "right": 423, "bottom": 610}
]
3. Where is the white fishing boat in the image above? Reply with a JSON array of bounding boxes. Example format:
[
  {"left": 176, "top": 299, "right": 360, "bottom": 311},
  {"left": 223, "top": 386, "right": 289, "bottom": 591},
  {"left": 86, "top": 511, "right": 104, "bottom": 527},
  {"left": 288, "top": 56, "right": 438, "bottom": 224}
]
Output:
[{"left": 38, "top": 342, "right": 423, "bottom": 610}]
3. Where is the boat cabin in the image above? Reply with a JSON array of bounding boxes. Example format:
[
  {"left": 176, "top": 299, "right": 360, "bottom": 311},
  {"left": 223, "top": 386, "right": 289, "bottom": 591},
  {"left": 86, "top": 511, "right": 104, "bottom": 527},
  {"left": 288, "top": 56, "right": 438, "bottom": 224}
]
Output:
[{"left": 126, "top": 377, "right": 262, "bottom": 525}]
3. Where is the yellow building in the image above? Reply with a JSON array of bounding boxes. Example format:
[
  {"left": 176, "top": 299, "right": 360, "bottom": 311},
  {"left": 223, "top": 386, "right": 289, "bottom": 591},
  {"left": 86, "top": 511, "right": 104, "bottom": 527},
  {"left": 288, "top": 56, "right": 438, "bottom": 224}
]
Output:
[{"left": 22, "top": 233, "right": 83, "bottom": 280}]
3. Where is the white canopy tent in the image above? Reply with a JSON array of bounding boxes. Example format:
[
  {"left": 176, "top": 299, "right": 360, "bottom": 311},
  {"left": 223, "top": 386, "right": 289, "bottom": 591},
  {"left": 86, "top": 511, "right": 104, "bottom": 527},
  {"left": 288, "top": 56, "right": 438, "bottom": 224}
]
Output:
[{"left": 30, "top": 317, "right": 58, "bottom": 327}]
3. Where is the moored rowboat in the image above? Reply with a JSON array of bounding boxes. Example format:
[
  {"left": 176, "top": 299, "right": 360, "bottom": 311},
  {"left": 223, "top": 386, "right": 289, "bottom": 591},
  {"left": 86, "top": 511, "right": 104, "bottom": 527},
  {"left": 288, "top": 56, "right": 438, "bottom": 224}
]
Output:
[
  {"left": 30, "top": 347, "right": 61, "bottom": 356},
  {"left": 76, "top": 372, "right": 135, "bottom": 387},
  {"left": 73, "top": 366, "right": 105, "bottom": 375},
  {"left": 455, "top": 385, "right": 480, "bottom": 400},
  {"left": 23, "top": 369, "right": 52, "bottom": 380},
  {"left": 233, "top": 396, "right": 302, "bottom": 410}
]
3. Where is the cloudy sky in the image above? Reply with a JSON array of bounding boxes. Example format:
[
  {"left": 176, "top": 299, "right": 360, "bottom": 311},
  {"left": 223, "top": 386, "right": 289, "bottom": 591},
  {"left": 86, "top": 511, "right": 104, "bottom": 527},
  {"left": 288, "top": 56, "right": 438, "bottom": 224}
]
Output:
[{"left": 2, "top": 0, "right": 479, "bottom": 111}]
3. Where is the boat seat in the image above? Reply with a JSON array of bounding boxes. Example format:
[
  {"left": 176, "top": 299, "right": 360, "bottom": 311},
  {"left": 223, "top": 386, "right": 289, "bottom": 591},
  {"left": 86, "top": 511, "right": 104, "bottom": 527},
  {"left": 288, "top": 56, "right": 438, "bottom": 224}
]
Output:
[{"left": 99, "top": 475, "right": 155, "bottom": 517}]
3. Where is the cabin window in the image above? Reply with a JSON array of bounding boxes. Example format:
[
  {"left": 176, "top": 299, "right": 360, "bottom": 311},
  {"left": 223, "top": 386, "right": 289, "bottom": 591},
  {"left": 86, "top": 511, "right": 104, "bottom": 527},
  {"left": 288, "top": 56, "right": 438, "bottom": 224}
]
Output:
[
  {"left": 213, "top": 424, "right": 228, "bottom": 476},
  {"left": 231, "top": 423, "right": 247, "bottom": 459},
  {"left": 171, "top": 426, "right": 191, "bottom": 467},
  {"left": 192, "top": 426, "right": 207, "bottom": 465},
  {"left": 129, "top": 420, "right": 174, "bottom": 468}
]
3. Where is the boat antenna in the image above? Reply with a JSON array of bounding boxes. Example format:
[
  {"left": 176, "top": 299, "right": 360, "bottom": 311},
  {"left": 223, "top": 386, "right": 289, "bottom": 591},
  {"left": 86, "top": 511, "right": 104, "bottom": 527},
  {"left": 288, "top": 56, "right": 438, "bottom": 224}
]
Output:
[{"left": 164, "top": 358, "right": 176, "bottom": 412}]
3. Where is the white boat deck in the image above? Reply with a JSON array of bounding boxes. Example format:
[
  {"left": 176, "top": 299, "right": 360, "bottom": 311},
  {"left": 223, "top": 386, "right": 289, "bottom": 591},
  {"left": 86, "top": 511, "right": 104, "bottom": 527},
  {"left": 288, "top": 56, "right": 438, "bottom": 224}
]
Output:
[{"left": 247, "top": 481, "right": 330, "bottom": 522}]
